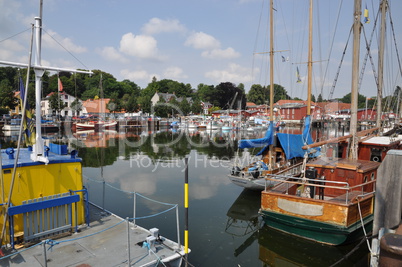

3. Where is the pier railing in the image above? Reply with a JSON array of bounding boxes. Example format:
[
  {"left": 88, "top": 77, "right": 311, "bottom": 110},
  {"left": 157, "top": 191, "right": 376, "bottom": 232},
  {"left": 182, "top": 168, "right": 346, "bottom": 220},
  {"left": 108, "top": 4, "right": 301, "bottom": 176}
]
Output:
[{"left": 264, "top": 174, "right": 376, "bottom": 204}]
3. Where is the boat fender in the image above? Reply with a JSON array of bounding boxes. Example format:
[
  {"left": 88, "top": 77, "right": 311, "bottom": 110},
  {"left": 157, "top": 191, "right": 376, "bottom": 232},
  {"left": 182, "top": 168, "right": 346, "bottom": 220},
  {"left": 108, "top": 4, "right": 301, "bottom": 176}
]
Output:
[
  {"left": 231, "top": 166, "right": 241, "bottom": 176},
  {"left": 6, "top": 148, "right": 14, "bottom": 159},
  {"left": 71, "top": 150, "right": 78, "bottom": 159},
  {"left": 251, "top": 168, "right": 260, "bottom": 179},
  {"left": 142, "top": 241, "right": 150, "bottom": 250},
  {"left": 44, "top": 145, "right": 50, "bottom": 157}
]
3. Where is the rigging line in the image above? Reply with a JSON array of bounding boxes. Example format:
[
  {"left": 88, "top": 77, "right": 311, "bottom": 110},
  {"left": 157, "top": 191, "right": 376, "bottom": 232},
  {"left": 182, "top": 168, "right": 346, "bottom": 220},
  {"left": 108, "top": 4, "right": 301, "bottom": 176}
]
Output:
[
  {"left": 42, "top": 28, "right": 90, "bottom": 71},
  {"left": 0, "top": 28, "right": 32, "bottom": 44},
  {"left": 387, "top": 4, "right": 402, "bottom": 81},
  {"left": 360, "top": 26, "right": 379, "bottom": 96},
  {"left": 315, "top": 0, "right": 323, "bottom": 99},
  {"left": 357, "top": 6, "right": 380, "bottom": 94},
  {"left": 328, "top": 26, "right": 353, "bottom": 100},
  {"left": 320, "top": 0, "right": 344, "bottom": 99}
]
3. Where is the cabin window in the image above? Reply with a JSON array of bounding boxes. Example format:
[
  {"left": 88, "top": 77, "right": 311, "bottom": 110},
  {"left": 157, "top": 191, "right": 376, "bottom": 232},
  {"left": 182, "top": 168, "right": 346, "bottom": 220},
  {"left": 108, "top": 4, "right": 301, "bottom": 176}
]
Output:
[
  {"left": 371, "top": 172, "right": 375, "bottom": 180},
  {"left": 364, "top": 175, "right": 368, "bottom": 184}
]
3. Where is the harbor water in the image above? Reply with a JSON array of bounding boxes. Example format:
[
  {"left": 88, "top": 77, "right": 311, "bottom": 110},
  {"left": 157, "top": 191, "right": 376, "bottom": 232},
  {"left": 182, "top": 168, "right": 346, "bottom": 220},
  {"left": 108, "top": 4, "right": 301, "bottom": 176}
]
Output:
[{"left": 0, "top": 126, "right": 370, "bottom": 266}]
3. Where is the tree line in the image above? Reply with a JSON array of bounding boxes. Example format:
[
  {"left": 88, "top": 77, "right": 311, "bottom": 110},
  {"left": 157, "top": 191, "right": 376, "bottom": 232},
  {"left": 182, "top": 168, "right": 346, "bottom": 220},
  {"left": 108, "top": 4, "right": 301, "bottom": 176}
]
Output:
[{"left": 0, "top": 67, "right": 400, "bottom": 117}]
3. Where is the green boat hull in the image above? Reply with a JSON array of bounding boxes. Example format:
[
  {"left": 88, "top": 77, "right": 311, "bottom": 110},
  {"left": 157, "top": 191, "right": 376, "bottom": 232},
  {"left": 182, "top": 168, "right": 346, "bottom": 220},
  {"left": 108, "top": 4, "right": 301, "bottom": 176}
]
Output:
[{"left": 260, "top": 210, "right": 373, "bottom": 245}]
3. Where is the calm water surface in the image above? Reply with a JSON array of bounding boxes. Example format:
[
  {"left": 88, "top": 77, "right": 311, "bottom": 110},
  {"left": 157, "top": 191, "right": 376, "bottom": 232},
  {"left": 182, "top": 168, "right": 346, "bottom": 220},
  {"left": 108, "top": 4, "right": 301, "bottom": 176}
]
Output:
[{"left": 1, "top": 126, "right": 369, "bottom": 266}]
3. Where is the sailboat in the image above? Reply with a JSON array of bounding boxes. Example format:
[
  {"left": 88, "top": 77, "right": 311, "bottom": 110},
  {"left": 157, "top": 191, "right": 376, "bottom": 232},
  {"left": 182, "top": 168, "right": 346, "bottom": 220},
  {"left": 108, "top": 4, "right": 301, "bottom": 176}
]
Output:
[
  {"left": 75, "top": 74, "right": 117, "bottom": 131},
  {"left": 228, "top": 0, "right": 318, "bottom": 191},
  {"left": 260, "top": 0, "right": 381, "bottom": 245},
  {"left": 0, "top": 2, "right": 187, "bottom": 265}
]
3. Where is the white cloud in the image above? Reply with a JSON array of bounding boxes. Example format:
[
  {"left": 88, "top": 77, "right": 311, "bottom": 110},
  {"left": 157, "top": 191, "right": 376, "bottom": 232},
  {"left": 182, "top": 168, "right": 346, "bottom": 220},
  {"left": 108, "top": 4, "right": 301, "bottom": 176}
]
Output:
[
  {"left": 201, "top": 47, "right": 240, "bottom": 59},
  {"left": 163, "top": 66, "right": 187, "bottom": 79},
  {"left": 119, "top": 33, "right": 161, "bottom": 60},
  {"left": 142, "top": 17, "right": 186, "bottom": 35},
  {"left": 120, "top": 69, "right": 159, "bottom": 84},
  {"left": 97, "top": 46, "right": 129, "bottom": 63},
  {"left": 42, "top": 29, "right": 87, "bottom": 53},
  {"left": 185, "top": 32, "right": 220, "bottom": 50},
  {"left": 205, "top": 63, "right": 254, "bottom": 84}
]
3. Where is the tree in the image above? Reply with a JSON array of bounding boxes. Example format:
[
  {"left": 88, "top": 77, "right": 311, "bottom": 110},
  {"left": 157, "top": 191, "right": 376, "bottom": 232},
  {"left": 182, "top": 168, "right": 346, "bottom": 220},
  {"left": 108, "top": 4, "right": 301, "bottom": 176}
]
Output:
[
  {"left": 191, "top": 99, "right": 202, "bottom": 114},
  {"left": 311, "top": 94, "right": 316, "bottom": 103},
  {"left": 0, "top": 79, "right": 17, "bottom": 109},
  {"left": 247, "top": 84, "right": 265, "bottom": 105},
  {"left": 70, "top": 98, "right": 82, "bottom": 116},
  {"left": 339, "top": 92, "right": 367, "bottom": 109},
  {"left": 317, "top": 93, "right": 323, "bottom": 102},
  {"left": 48, "top": 93, "right": 66, "bottom": 115},
  {"left": 179, "top": 98, "right": 191, "bottom": 116}
]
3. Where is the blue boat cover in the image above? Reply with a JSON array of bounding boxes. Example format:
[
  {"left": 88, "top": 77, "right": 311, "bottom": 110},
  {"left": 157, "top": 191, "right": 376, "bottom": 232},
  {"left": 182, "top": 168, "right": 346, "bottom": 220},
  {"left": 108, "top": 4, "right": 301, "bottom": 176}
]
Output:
[
  {"left": 238, "top": 123, "right": 274, "bottom": 149},
  {"left": 240, "top": 115, "right": 320, "bottom": 159}
]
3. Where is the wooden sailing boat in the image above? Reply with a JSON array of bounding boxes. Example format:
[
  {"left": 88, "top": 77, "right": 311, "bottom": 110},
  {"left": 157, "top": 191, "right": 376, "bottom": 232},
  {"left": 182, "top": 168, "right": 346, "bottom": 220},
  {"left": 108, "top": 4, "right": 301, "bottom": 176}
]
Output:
[
  {"left": 260, "top": 0, "right": 380, "bottom": 245},
  {"left": 228, "top": 0, "right": 318, "bottom": 191},
  {"left": 75, "top": 74, "right": 117, "bottom": 131}
]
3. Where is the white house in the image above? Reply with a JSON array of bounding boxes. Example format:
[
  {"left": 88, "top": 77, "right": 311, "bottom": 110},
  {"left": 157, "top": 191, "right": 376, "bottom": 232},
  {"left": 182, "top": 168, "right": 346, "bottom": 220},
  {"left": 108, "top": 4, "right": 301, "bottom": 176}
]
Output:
[{"left": 41, "top": 92, "right": 82, "bottom": 117}]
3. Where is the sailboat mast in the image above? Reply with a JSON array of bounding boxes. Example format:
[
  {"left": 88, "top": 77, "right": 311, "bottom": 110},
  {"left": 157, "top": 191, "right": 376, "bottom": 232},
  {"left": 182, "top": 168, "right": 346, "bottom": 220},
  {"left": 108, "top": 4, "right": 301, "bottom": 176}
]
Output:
[
  {"left": 307, "top": 0, "right": 313, "bottom": 116},
  {"left": 377, "top": 0, "right": 387, "bottom": 129},
  {"left": 269, "top": 0, "right": 274, "bottom": 121},
  {"left": 349, "top": 0, "right": 362, "bottom": 160}
]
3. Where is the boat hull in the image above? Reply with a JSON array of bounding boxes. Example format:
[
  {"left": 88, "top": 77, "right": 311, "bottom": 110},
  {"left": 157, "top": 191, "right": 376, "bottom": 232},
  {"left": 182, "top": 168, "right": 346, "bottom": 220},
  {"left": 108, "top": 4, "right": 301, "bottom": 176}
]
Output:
[
  {"left": 260, "top": 209, "right": 373, "bottom": 245},
  {"left": 227, "top": 174, "right": 266, "bottom": 190}
]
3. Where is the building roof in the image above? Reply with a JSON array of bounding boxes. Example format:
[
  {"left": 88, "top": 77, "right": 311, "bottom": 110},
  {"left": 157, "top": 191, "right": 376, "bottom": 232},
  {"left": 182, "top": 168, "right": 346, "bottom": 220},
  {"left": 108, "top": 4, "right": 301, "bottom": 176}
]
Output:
[{"left": 82, "top": 98, "right": 112, "bottom": 114}]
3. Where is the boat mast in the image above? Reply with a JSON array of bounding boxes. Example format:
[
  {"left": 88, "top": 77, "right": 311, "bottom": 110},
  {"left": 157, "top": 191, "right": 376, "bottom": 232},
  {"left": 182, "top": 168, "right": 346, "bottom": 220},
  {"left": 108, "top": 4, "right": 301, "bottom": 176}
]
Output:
[
  {"left": 306, "top": 0, "right": 313, "bottom": 118},
  {"left": 349, "top": 0, "right": 362, "bottom": 160},
  {"left": 377, "top": 0, "right": 387, "bottom": 129},
  {"left": 268, "top": 0, "right": 274, "bottom": 169},
  {"left": 269, "top": 0, "right": 274, "bottom": 123}
]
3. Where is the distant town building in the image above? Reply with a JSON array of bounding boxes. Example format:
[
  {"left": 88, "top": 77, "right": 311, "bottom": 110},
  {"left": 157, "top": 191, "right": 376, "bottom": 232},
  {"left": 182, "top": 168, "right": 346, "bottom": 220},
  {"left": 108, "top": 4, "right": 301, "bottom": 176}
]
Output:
[
  {"left": 41, "top": 92, "right": 81, "bottom": 117},
  {"left": 201, "top": 101, "right": 212, "bottom": 114}
]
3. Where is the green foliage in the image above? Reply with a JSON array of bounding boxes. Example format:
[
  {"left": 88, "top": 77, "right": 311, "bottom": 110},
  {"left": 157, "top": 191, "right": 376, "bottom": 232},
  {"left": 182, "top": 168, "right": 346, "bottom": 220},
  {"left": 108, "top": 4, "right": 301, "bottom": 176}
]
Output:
[
  {"left": 70, "top": 98, "right": 82, "bottom": 116},
  {"left": 191, "top": 99, "right": 202, "bottom": 114},
  {"left": 179, "top": 98, "right": 191, "bottom": 116},
  {"left": 247, "top": 84, "right": 265, "bottom": 104},
  {"left": 0, "top": 79, "right": 17, "bottom": 109},
  {"left": 339, "top": 92, "right": 367, "bottom": 109},
  {"left": 48, "top": 93, "right": 66, "bottom": 112}
]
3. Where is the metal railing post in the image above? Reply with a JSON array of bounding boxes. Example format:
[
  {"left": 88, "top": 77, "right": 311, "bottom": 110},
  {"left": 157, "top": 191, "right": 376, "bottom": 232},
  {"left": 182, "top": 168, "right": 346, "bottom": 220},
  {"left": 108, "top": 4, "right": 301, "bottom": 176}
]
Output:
[
  {"left": 127, "top": 218, "right": 131, "bottom": 266},
  {"left": 176, "top": 205, "right": 181, "bottom": 249},
  {"left": 43, "top": 241, "right": 48, "bottom": 267},
  {"left": 133, "top": 192, "right": 136, "bottom": 227}
]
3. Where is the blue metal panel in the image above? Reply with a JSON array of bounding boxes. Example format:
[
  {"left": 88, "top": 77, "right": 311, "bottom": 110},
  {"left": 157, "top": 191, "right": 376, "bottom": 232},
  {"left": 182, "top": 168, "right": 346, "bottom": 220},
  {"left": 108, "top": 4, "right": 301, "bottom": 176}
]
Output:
[{"left": 8, "top": 194, "right": 80, "bottom": 215}]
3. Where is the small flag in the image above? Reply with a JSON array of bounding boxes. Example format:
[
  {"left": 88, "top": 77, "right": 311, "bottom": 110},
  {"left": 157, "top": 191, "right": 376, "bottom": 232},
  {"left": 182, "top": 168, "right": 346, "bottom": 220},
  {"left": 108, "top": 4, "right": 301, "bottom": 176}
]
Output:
[
  {"left": 296, "top": 67, "right": 302, "bottom": 83},
  {"left": 364, "top": 5, "right": 370, "bottom": 24},
  {"left": 19, "top": 77, "right": 36, "bottom": 146},
  {"left": 281, "top": 56, "right": 286, "bottom": 62},
  {"left": 58, "top": 77, "right": 63, "bottom": 92}
]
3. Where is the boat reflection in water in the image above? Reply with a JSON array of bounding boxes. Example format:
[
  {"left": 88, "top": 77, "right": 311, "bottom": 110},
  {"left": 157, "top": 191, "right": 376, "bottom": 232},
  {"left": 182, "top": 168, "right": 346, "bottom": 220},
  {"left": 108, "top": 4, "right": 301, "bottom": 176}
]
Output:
[
  {"left": 258, "top": 225, "right": 370, "bottom": 266},
  {"left": 225, "top": 189, "right": 263, "bottom": 257}
]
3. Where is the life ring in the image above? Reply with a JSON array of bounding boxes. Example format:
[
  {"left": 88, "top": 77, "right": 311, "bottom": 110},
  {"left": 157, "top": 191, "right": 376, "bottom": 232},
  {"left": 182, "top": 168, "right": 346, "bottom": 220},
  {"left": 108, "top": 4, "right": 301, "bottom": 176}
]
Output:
[{"left": 372, "top": 156, "right": 380, "bottom": 162}]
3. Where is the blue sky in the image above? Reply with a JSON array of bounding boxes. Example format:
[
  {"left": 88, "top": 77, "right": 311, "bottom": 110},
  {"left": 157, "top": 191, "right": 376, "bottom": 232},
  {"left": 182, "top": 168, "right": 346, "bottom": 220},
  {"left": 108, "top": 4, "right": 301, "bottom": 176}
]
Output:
[{"left": 0, "top": 0, "right": 401, "bottom": 100}]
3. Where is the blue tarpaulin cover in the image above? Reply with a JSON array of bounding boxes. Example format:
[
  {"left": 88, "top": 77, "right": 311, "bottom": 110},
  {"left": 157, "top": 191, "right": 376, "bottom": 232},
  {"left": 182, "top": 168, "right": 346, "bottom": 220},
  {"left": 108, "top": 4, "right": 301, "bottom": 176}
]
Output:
[
  {"left": 239, "top": 116, "right": 320, "bottom": 159},
  {"left": 238, "top": 123, "right": 274, "bottom": 149}
]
